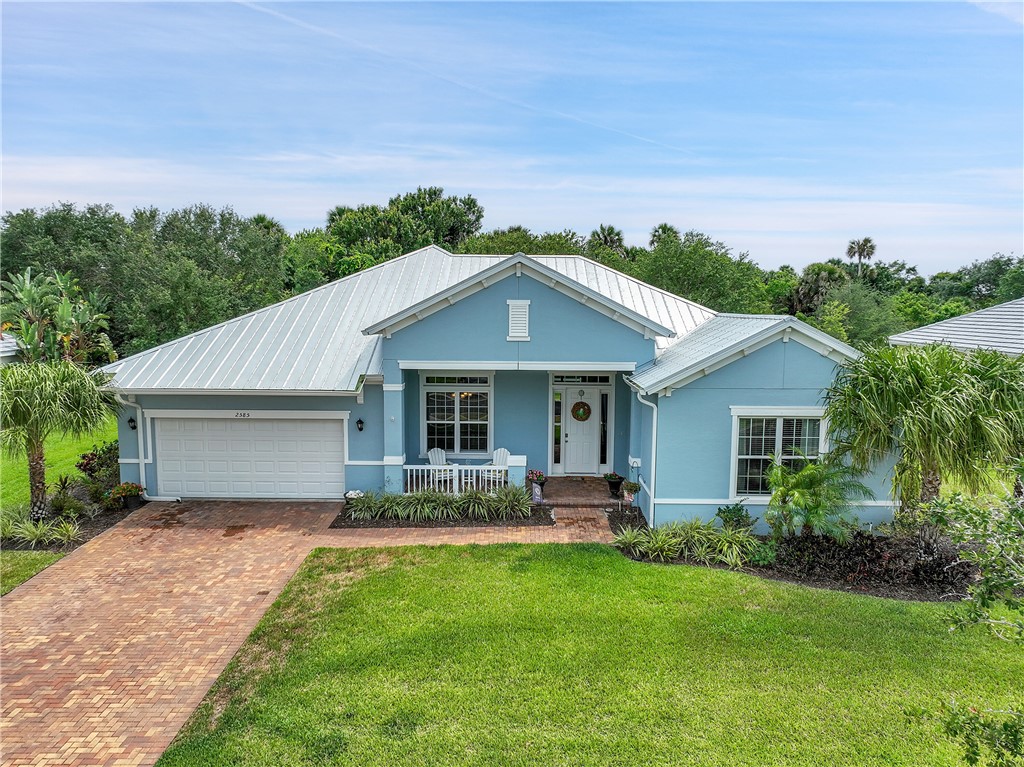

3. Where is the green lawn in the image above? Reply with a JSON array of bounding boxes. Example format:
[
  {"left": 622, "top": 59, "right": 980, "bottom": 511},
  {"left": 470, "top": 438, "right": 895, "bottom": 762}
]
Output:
[
  {"left": 159, "top": 545, "right": 1021, "bottom": 767},
  {"left": 1, "top": 550, "right": 64, "bottom": 595},
  {"left": 0, "top": 417, "right": 117, "bottom": 510}
]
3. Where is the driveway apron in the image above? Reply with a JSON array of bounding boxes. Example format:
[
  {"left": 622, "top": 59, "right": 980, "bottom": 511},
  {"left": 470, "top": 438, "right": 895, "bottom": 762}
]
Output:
[{"left": 1, "top": 501, "right": 612, "bottom": 766}]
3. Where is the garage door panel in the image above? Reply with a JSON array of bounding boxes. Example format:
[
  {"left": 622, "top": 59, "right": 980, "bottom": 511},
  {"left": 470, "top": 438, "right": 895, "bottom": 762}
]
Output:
[{"left": 156, "top": 418, "right": 345, "bottom": 499}]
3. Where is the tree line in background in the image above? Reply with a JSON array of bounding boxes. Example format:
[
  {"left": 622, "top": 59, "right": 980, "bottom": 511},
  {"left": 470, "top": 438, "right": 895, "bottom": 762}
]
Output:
[{"left": 1, "top": 187, "right": 1021, "bottom": 358}]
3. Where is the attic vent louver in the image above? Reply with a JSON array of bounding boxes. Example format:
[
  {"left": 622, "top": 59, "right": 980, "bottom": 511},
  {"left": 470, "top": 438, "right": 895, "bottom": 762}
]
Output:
[{"left": 507, "top": 299, "right": 530, "bottom": 342}]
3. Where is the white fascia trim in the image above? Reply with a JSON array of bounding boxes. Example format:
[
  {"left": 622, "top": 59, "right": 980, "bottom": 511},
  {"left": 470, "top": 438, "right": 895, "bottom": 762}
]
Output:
[
  {"left": 382, "top": 383, "right": 405, "bottom": 391},
  {"left": 400, "top": 360, "right": 517, "bottom": 371},
  {"left": 730, "top": 406, "right": 825, "bottom": 417},
  {"left": 522, "top": 361, "right": 636, "bottom": 372},
  {"left": 112, "top": 388, "right": 360, "bottom": 397},
  {"left": 636, "top": 320, "right": 858, "bottom": 395},
  {"left": 398, "top": 360, "right": 636, "bottom": 372},
  {"left": 363, "top": 255, "right": 675, "bottom": 339},
  {"left": 145, "top": 409, "right": 350, "bottom": 420},
  {"left": 383, "top": 455, "right": 406, "bottom": 465}
]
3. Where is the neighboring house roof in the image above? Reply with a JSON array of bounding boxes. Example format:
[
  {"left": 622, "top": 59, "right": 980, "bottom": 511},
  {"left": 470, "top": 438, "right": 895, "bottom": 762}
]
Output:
[
  {"left": 628, "top": 314, "right": 860, "bottom": 394},
  {"left": 0, "top": 333, "right": 20, "bottom": 362},
  {"left": 104, "top": 246, "right": 715, "bottom": 393},
  {"left": 888, "top": 298, "right": 1024, "bottom": 357}
]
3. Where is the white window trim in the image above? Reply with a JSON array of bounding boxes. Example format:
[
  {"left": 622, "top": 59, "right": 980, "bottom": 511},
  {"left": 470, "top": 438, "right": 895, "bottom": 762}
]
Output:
[
  {"left": 507, "top": 299, "right": 531, "bottom": 342},
  {"left": 419, "top": 373, "right": 494, "bottom": 457},
  {"left": 729, "top": 407, "right": 828, "bottom": 501}
]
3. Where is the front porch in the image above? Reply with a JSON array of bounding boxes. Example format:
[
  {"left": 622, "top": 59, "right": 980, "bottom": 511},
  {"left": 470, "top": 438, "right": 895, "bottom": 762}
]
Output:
[{"left": 538, "top": 477, "right": 623, "bottom": 508}]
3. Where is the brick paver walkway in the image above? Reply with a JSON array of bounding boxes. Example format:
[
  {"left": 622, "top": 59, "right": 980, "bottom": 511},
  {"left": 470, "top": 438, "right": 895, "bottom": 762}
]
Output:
[{"left": 1, "top": 501, "right": 612, "bottom": 767}]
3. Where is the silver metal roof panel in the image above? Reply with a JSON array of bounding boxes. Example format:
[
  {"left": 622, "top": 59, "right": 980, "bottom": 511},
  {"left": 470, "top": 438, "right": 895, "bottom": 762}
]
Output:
[{"left": 889, "top": 298, "right": 1024, "bottom": 357}]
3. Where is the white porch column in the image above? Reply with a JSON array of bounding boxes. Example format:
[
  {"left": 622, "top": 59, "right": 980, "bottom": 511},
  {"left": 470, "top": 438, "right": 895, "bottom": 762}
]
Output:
[{"left": 382, "top": 361, "right": 405, "bottom": 493}]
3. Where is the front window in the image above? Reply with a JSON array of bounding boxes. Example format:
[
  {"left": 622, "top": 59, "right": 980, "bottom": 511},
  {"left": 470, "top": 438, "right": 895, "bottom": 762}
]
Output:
[
  {"left": 735, "top": 415, "right": 821, "bottom": 495},
  {"left": 424, "top": 375, "right": 490, "bottom": 455}
]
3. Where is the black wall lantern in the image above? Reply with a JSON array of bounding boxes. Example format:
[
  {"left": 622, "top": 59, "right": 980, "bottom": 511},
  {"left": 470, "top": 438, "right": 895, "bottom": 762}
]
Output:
[
  {"left": 356, "top": 418, "right": 364, "bottom": 432},
  {"left": 127, "top": 416, "right": 137, "bottom": 431}
]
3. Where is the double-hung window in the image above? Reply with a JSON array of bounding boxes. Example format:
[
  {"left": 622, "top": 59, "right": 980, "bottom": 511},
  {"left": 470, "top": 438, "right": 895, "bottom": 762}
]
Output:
[
  {"left": 423, "top": 375, "right": 491, "bottom": 455},
  {"left": 732, "top": 409, "right": 824, "bottom": 496}
]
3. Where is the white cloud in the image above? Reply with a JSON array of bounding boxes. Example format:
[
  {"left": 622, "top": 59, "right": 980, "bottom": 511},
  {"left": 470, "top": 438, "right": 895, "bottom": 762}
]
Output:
[{"left": 968, "top": 1, "right": 1024, "bottom": 26}]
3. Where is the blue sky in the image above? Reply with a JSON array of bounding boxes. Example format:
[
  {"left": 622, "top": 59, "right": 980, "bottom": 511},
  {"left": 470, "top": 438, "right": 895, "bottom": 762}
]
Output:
[{"left": 3, "top": 2, "right": 1022, "bottom": 272}]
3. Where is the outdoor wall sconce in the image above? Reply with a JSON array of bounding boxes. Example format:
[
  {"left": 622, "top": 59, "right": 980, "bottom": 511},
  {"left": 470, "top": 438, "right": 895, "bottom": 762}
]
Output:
[
  {"left": 356, "top": 419, "right": 364, "bottom": 432},
  {"left": 127, "top": 416, "right": 137, "bottom": 431}
]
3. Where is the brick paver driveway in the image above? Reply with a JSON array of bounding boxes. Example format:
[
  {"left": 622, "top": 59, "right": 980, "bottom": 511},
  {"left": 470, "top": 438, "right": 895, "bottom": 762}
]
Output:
[{"left": 1, "top": 501, "right": 612, "bottom": 767}]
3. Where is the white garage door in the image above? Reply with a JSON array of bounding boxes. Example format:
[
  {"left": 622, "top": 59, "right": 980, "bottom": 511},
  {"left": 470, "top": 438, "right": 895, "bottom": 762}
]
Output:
[{"left": 156, "top": 418, "right": 345, "bottom": 499}]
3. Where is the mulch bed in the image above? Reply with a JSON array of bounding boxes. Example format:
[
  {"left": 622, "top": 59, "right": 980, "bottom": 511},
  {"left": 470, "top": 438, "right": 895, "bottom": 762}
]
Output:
[
  {"left": 329, "top": 505, "right": 556, "bottom": 529},
  {"left": 2, "top": 504, "right": 141, "bottom": 554},
  {"left": 605, "top": 505, "right": 963, "bottom": 603}
]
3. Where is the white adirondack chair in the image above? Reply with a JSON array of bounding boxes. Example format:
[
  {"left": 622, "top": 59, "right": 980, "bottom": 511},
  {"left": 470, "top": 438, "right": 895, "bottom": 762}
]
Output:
[
  {"left": 427, "top": 447, "right": 456, "bottom": 492},
  {"left": 480, "top": 447, "right": 510, "bottom": 489}
]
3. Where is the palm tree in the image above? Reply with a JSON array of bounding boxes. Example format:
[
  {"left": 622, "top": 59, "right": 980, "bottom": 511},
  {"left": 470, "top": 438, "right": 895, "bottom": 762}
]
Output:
[
  {"left": 589, "top": 224, "right": 626, "bottom": 257},
  {"left": 765, "top": 456, "right": 873, "bottom": 541},
  {"left": 649, "top": 223, "right": 681, "bottom": 250},
  {"left": 1, "top": 361, "right": 119, "bottom": 520},
  {"left": 846, "top": 237, "right": 876, "bottom": 277},
  {"left": 824, "top": 344, "right": 1021, "bottom": 508}
]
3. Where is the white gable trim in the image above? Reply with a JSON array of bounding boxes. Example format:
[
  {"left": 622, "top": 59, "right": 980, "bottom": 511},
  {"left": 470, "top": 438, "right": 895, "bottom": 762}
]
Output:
[
  {"left": 632, "top": 319, "right": 859, "bottom": 395},
  {"left": 362, "top": 254, "right": 675, "bottom": 340}
]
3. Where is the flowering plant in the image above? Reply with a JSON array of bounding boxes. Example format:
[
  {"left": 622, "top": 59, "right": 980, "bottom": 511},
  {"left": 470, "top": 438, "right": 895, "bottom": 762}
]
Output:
[
  {"left": 108, "top": 482, "right": 143, "bottom": 499},
  {"left": 344, "top": 490, "right": 365, "bottom": 500},
  {"left": 526, "top": 469, "right": 546, "bottom": 482},
  {"left": 603, "top": 472, "right": 623, "bottom": 482}
]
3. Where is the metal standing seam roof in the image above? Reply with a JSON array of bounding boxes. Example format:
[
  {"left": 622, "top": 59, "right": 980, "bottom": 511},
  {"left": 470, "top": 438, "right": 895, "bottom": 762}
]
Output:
[
  {"left": 628, "top": 313, "right": 862, "bottom": 393},
  {"left": 0, "top": 333, "right": 20, "bottom": 358},
  {"left": 103, "top": 246, "right": 717, "bottom": 392},
  {"left": 888, "top": 298, "right": 1024, "bottom": 357}
]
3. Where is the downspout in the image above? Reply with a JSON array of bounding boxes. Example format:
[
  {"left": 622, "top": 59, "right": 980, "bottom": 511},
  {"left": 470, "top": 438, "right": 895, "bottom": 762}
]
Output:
[
  {"left": 115, "top": 393, "right": 181, "bottom": 503},
  {"left": 630, "top": 384, "right": 659, "bottom": 528}
]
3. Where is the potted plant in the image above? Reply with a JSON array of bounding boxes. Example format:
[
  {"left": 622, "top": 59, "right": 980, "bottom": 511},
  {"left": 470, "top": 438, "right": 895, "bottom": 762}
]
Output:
[
  {"left": 622, "top": 480, "right": 640, "bottom": 504},
  {"left": 108, "top": 482, "right": 145, "bottom": 510},
  {"left": 604, "top": 472, "right": 624, "bottom": 498},
  {"left": 526, "top": 469, "right": 546, "bottom": 490}
]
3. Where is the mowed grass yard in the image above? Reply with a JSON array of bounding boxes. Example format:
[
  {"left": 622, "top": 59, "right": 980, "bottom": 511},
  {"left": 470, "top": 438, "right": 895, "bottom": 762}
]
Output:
[
  {"left": 159, "top": 545, "right": 1021, "bottom": 767},
  {"left": 0, "top": 417, "right": 117, "bottom": 594}
]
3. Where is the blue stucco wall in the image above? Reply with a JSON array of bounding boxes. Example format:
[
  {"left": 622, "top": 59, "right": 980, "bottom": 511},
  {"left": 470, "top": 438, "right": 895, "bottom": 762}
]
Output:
[
  {"left": 117, "top": 388, "right": 386, "bottom": 495},
  {"left": 648, "top": 339, "right": 896, "bottom": 529},
  {"left": 382, "top": 273, "right": 656, "bottom": 366}
]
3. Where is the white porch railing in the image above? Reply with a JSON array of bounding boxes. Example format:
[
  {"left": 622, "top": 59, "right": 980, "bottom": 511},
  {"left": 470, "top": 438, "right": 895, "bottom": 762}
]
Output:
[{"left": 403, "top": 464, "right": 508, "bottom": 494}]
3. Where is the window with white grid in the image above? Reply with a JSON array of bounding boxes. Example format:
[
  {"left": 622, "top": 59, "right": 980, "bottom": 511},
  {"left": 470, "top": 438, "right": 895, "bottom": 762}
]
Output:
[
  {"left": 735, "top": 415, "right": 822, "bottom": 495},
  {"left": 423, "top": 376, "right": 491, "bottom": 455}
]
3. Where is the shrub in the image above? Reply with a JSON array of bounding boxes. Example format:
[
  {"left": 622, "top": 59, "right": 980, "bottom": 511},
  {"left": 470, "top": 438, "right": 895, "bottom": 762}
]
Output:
[
  {"left": 749, "top": 540, "right": 778, "bottom": 566},
  {"left": 765, "top": 456, "right": 873, "bottom": 542},
  {"left": 929, "top": 493, "right": 1024, "bottom": 642},
  {"left": 713, "top": 527, "right": 758, "bottom": 569},
  {"left": 49, "top": 519, "right": 82, "bottom": 545},
  {"left": 432, "top": 491, "right": 461, "bottom": 522},
  {"left": 13, "top": 519, "right": 55, "bottom": 549},
  {"left": 108, "top": 482, "right": 143, "bottom": 500},
  {"left": 49, "top": 494, "right": 86, "bottom": 519},
  {"left": 402, "top": 491, "right": 441, "bottom": 522},
  {"left": 612, "top": 525, "right": 647, "bottom": 559},
  {"left": 640, "top": 526, "right": 684, "bottom": 563},
  {"left": 459, "top": 489, "right": 491, "bottom": 521},
  {"left": 76, "top": 440, "right": 119, "bottom": 482},
  {"left": 377, "top": 493, "right": 404, "bottom": 519},
  {"left": 490, "top": 485, "right": 531, "bottom": 520},
  {"left": 716, "top": 502, "right": 757, "bottom": 530},
  {"left": 0, "top": 505, "right": 30, "bottom": 540},
  {"left": 346, "top": 492, "right": 380, "bottom": 520}
]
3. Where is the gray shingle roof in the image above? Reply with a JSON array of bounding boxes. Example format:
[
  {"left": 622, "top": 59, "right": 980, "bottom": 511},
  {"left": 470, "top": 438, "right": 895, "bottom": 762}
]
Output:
[
  {"left": 889, "top": 298, "right": 1024, "bottom": 357},
  {"left": 104, "top": 246, "right": 715, "bottom": 392}
]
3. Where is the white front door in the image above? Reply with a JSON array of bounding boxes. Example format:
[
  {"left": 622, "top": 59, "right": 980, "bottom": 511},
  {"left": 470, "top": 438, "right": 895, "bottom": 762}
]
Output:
[{"left": 564, "top": 389, "right": 600, "bottom": 474}]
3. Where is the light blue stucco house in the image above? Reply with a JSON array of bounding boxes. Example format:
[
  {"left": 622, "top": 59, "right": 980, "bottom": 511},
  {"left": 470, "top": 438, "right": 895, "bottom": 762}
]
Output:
[{"left": 105, "top": 246, "right": 895, "bottom": 526}]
